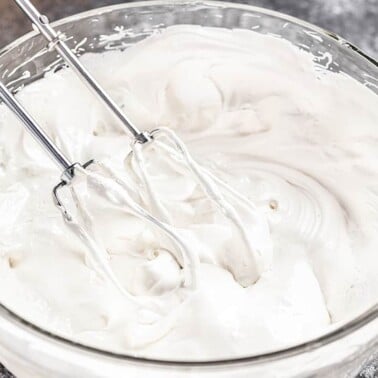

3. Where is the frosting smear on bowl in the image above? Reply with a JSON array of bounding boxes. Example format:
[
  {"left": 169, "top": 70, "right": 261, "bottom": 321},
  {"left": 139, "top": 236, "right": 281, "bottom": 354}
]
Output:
[{"left": 0, "top": 25, "right": 377, "bottom": 360}]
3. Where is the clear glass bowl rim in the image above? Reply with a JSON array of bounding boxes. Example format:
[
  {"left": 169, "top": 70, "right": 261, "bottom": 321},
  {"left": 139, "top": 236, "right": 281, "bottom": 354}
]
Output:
[{"left": 0, "top": 0, "right": 377, "bottom": 368}]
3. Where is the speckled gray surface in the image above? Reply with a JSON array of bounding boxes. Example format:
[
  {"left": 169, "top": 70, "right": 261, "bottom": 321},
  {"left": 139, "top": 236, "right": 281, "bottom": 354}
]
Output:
[{"left": 0, "top": 1, "right": 377, "bottom": 377}]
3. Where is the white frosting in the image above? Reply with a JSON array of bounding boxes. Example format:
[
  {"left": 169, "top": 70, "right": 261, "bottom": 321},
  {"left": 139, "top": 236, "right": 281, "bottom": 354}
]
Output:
[{"left": 0, "top": 25, "right": 377, "bottom": 360}]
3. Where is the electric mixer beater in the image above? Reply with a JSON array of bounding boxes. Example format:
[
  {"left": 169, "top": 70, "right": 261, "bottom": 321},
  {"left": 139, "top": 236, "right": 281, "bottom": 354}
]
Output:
[{"left": 0, "top": 0, "right": 272, "bottom": 298}]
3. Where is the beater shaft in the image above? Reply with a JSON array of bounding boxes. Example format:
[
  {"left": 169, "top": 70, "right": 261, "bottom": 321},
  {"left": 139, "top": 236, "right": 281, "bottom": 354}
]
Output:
[
  {"left": 0, "top": 81, "right": 73, "bottom": 173},
  {"left": 14, "top": 0, "right": 150, "bottom": 144}
]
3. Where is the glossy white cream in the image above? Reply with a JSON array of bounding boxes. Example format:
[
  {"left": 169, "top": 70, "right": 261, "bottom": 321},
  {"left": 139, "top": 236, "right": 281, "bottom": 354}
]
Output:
[{"left": 0, "top": 25, "right": 377, "bottom": 360}]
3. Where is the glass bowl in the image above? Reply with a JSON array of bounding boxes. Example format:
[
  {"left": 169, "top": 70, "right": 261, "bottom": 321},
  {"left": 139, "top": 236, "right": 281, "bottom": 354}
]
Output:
[{"left": 0, "top": 1, "right": 377, "bottom": 377}]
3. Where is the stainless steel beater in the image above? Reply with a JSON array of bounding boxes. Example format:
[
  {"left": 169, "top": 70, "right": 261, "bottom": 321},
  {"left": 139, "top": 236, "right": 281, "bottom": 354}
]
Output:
[
  {"left": 5, "top": 0, "right": 271, "bottom": 288},
  {"left": 0, "top": 80, "right": 200, "bottom": 299}
]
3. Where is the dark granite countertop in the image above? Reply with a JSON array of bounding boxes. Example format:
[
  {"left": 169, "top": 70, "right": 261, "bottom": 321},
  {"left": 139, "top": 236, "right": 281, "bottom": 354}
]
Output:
[{"left": 0, "top": 1, "right": 377, "bottom": 377}]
